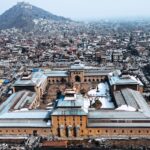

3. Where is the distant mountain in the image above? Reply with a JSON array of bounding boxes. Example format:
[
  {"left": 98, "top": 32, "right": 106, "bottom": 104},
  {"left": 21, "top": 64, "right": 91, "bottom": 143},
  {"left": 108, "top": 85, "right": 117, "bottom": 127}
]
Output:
[{"left": 0, "top": 2, "right": 71, "bottom": 31}]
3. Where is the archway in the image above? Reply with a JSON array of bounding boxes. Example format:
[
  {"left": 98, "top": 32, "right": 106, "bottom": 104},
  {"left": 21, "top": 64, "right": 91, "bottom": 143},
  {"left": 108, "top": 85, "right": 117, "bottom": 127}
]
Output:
[
  {"left": 61, "top": 78, "right": 66, "bottom": 83},
  {"left": 75, "top": 75, "right": 81, "bottom": 82}
]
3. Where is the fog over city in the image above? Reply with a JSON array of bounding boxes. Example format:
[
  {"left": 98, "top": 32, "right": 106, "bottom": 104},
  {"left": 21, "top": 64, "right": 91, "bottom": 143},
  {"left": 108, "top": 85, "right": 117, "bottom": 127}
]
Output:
[{"left": 0, "top": 0, "right": 150, "bottom": 20}]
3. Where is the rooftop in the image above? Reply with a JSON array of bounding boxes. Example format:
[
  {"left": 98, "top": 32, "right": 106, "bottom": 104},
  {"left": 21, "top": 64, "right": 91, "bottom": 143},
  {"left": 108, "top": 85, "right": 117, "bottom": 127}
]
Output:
[
  {"left": 88, "top": 110, "right": 147, "bottom": 119},
  {"left": 44, "top": 70, "right": 68, "bottom": 77},
  {"left": 114, "top": 89, "right": 140, "bottom": 110},
  {"left": 52, "top": 108, "right": 87, "bottom": 116},
  {"left": 57, "top": 94, "right": 84, "bottom": 108},
  {"left": 14, "top": 71, "right": 47, "bottom": 87},
  {"left": 0, "top": 90, "right": 37, "bottom": 113},
  {"left": 114, "top": 88, "right": 150, "bottom": 114},
  {"left": 109, "top": 75, "right": 143, "bottom": 86},
  {"left": 70, "top": 60, "right": 85, "bottom": 70}
]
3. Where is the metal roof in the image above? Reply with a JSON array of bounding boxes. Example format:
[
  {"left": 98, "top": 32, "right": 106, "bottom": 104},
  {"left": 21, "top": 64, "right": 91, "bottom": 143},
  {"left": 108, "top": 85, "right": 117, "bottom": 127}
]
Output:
[
  {"left": 113, "top": 91, "right": 126, "bottom": 107},
  {"left": 0, "top": 91, "right": 37, "bottom": 114},
  {"left": 0, "top": 119, "right": 51, "bottom": 127},
  {"left": 45, "top": 71, "right": 68, "bottom": 77},
  {"left": 114, "top": 89, "right": 140, "bottom": 110},
  {"left": 0, "top": 93, "right": 17, "bottom": 114},
  {"left": 85, "top": 69, "right": 112, "bottom": 76},
  {"left": 88, "top": 110, "right": 148, "bottom": 119},
  {"left": 14, "top": 71, "right": 47, "bottom": 87},
  {"left": 109, "top": 75, "right": 143, "bottom": 86},
  {"left": 57, "top": 94, "right": 84, "bottom": 108},
  {"left": 52, "top": 108, "right": 87, "bottom": 116},
  {"left": 0, "top": 110, "right": 51, "bottom": 119}
]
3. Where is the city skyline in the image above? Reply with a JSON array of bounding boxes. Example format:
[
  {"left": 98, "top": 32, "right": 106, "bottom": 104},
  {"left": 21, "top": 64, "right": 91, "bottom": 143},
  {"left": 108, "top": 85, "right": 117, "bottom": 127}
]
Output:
[{"left": 0, "top": 0, "right": 150, "bottom": 20}]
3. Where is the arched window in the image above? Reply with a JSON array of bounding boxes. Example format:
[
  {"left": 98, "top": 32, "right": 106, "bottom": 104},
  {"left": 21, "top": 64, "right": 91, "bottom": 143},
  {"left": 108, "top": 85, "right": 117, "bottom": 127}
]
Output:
[
  {"left": 147, "top": 130, "right": 149, "bottom": 133},
  {"left": 75, "top": 75, "right": 81, "bottom": 82},
  {"left": 138, "top": 130, "right": 141, "bottom": 133},
  {"left": 61, "top": 78, "right": 66, "bottom": 83}
]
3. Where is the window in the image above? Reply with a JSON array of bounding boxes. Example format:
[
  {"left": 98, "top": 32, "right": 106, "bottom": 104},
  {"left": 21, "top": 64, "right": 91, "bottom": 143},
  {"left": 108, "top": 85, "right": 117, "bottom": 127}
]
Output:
[
  {"left": 147, "top": 130, "right": 149, "bottom": 133},
  {"left": 24, "top": 130, "right": 26, "bottom": 132},
  {"left": 93, "top": 79, "right": 95, "bottom": 82},
  {"left": 57, "top": 117, "right": 59, "bottom": 121},
  {"left": 106, "top": 130, "right": 108, "bottom": 133},
  {"left": 75, "top": 75, "right": 81, "bottom": 82},
  {"left": 12, "top": 130, "right": 14, "bottom": 132},
  {"left": 138, "top": 130, "right": 141, "bottom": 133},
  {"left": 98, "top": 130, "right": 100, "bottom": 133},
  {"left": 33, "top": 130, "right": 37, "bottom": 136},
  {"left": 130, "top": 130, "right": 132, "bottom": 133},
  {"left": 84, "top": 79, "right": 87, "bottom": 82},
  {"left": 88, "top": 79, "right": 91, "bottom": 82},
  {"left": 122, "top": 130, "right": 124, "bottom": 133},
  {"left": 6, "top": 130, "right": 8, "bottom": 132},
  {"left": 80, "top": 116, "right": 82, "bottom": 121},
  {"left": 114, "top": 130, "right": 116, "bottom": 133}
]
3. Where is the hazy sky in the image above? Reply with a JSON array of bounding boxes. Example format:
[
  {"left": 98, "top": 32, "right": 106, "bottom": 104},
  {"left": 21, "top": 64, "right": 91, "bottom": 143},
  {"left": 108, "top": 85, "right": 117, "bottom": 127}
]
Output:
[{"left": 0, "top": 0, "right": 150, "bottom": 20}]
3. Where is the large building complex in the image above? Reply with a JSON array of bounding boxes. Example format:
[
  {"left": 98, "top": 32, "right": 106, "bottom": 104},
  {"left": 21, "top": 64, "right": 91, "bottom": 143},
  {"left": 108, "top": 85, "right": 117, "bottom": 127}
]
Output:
[{"left": 0, "top": 61, "right": 149, "bottom": 139}]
